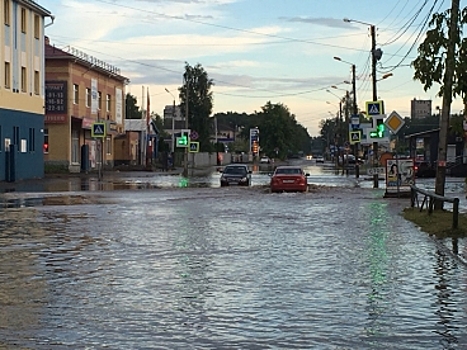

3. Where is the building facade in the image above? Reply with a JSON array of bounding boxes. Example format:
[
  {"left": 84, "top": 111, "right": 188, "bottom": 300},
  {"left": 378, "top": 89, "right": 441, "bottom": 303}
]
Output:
[
  {"left": 45, "top": 40, "right": 128, "bottom": 173},
  {"left": 411, "top": 98, "right": 432, "bottom": 119},
  {"left": 0, "top": 0, "right": 51, "bottom": 181}
]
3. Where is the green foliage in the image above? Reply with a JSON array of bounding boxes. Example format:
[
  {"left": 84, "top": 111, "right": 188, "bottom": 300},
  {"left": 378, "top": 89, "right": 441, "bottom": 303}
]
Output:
[
  {"left": 214, "top": 106, "right": 311, "bottom": 158},
  {"left": 179, "top": 63, "right": 214, "bottom": 152},
  {"left": 125, "top": 93, "right": 143, "bottom": 119},
  {"left": 228, "top": 138, "right": 249, "bottom": 153},
  {"left": 412, "top": 6, "right": 467, "bottom": 105}
]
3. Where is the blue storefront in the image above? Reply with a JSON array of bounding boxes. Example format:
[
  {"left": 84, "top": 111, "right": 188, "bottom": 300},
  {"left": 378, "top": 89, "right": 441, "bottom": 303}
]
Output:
[{"left": 0, "top": 108, "right": 44, "bottom": 182}]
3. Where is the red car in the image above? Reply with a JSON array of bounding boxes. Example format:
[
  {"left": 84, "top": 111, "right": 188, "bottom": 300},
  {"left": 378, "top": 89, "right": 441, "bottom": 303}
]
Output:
[{"left": 270, "top": 166, "right": 309, "bottom": 193}]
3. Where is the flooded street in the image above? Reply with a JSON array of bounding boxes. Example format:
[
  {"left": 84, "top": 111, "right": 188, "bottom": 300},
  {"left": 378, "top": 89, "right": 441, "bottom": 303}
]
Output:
[{"left": 1, "top": 163, "right": 467, "bottom": 349}]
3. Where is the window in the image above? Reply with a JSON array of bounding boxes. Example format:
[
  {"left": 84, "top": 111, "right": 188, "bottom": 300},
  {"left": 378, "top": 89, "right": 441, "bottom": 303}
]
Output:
[
  {"left": 34, "top": 15, "right": 39, "bottom": 39},
  {"left": 13, "top": 126, "right": 19, "bottom": 148},
  {"left": 28, "top": 128, "right": 35, "bottom": 152},
  {"left": 86, "top": 88, "right": 91, "bottom": 107},
  {"left": 71, "top": 130, "right": 79, "bottom": 163},
  {"left": 21, "top": 7, "right": 26, "bottom": 33},
  {"left": 43, "top": 128, "right": 49, "bottom": 154},
  {"left": 73, "top": 84, "right": 79, "bottom": 104},
  {"left": 4, "top": 62, "right": 10, "bottom": 89},
  {"left": 98, "top": 91, "right": 102, "bottom": 110},
  {"left": 106, "top": 94, "right": 111, "bottom": 112},
  {"left": 21, "top": 67, "right": 26, "bottom": 92},
  {"left": 106, "top": 136, "right": 112, "bottom": 155},
  {"left": 20, "top": 139, "right": 27, "bottom": 153},
  {"left": 34, "top": 71, "right": 39, "bottom": 95},
  {"left": 4, "top": 0, "right": 10, "bottom": 26}
]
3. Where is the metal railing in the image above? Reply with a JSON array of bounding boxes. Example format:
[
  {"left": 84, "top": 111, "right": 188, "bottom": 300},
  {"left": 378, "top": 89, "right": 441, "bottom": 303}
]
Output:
[{"left": 410, "top": 184, "right": 460, "bottom": 229}]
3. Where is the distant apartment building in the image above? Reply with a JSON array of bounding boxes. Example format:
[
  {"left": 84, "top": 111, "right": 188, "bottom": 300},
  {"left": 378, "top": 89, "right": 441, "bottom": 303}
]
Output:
[
  {"left": 0, "top": 0, "right": 52, "bottom": 181},
  {"left": 411, "top": 99, "right": 432, "bottom": 119},
  {"left": 44, "top": 39, "right": 128, "bottom": 173}
]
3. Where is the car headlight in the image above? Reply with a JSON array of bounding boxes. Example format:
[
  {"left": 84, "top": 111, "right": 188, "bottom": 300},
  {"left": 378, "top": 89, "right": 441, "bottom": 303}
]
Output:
[{"left": 240, "top": 177, "right": 247, "bottom": 182}]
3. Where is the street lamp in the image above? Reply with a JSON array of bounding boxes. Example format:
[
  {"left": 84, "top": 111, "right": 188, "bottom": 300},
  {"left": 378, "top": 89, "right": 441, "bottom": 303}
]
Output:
[
  {"left": 344, "top": 17, "right": 382, "bottom": 187},
  {"left": 165, "top": 88, "right": 176, "bottom": 154}
]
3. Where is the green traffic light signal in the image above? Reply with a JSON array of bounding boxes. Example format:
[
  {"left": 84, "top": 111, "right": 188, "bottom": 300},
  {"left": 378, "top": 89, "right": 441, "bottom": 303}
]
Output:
[
  {"left": 177, "top": 135, "right": 188, "bottom": 146},
  {"left": 370, "top": 119, "right": 385, "bottom": 138}
]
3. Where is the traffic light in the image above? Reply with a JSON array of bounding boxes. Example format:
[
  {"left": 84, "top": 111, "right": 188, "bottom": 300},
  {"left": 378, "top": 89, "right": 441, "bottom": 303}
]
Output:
[
  {"left": 176, "top": 129, "right": 190, "bottom": 147},
  {"left": 370, "top": 117, "right": 385, "bottom": 138},
  {"left": 177, "top": 134, "right": 188, "bottom": 146}
]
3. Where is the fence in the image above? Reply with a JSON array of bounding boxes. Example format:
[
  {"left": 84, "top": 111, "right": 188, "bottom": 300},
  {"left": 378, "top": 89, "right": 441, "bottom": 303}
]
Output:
[{"left": 410, "top": 184, "right": 460, "bottom": 229}]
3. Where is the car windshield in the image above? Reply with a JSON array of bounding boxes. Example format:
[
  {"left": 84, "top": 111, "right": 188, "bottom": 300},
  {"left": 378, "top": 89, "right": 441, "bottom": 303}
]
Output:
[
  {"left": 224, "top": 166, "right": 247, "bottom": 175},
  {"left": 275, "top": 168, "right": 302, "bottom": 175}
]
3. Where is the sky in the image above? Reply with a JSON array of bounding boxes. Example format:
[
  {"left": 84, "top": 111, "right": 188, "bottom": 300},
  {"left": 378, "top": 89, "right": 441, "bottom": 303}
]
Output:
[{"left": 38, "top": 0, "right": 464, "bottom": 136}]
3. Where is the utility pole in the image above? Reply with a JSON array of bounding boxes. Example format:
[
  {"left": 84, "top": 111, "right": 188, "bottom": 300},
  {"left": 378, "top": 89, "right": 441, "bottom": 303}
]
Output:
[
  {"left": 370, "top": 24, "right": 379, "bottom": 189},
  {"left": 351, "top": 63, "right": 359, "bottom": 179},
  {"left": 183, "top": 78, "right": 189, "bottom": 178},
  {"left": 435, "top": 0, "right": 460, "bottom": 207}
]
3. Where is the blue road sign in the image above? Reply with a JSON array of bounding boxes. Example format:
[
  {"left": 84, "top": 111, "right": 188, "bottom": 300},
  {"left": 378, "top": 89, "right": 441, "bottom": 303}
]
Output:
[
  {"left": 91, "top": 122, "right": 106, "bottom": 138},
  {"left": 365, "top": 100, "right": 384, "bottom": 115}
]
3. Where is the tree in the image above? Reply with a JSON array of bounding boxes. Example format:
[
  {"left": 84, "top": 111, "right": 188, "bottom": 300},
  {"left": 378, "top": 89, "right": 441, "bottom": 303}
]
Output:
[
  {"left": 125, "top": 93, "right": 142, "bottom": 119},
  {"left": 251, "top": 102, "right": 311, "bottom": 159},
  {"left": 179, "top": 63, "right": 214, "bottom": 151},
  {"left": 412, "top": 0, "right": 462, "bottom": 201}
]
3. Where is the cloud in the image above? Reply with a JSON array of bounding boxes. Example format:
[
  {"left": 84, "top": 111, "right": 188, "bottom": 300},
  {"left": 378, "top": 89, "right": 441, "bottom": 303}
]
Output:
[{"left": 281, "top": 17, "right": 356, "bottom": 30}]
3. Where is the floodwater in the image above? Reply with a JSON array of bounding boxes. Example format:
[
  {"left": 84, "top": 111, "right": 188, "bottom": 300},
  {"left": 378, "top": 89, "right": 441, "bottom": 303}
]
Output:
[{"left": 1, "top": 162, "right": 467, "bottom": 349}]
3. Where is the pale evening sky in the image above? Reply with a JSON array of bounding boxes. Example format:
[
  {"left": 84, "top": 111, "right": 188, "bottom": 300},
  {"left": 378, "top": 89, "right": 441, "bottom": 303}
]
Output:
[{"left": 38, "top": 0, "right": 464, "bottom": 136}]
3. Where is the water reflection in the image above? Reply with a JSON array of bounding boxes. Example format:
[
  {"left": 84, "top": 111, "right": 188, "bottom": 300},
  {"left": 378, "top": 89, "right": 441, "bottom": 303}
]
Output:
[{"left": 434, "top": 248, "right": 460, "bottom": 349}]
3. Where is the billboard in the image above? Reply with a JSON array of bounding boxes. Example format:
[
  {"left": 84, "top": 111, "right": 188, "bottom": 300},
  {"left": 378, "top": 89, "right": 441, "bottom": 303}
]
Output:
[{"left": 386, "top": 158, "right": 414, "bottom": 194}]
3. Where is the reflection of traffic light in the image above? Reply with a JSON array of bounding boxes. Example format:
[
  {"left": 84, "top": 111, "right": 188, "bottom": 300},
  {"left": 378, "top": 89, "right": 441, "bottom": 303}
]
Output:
[
  {"left": 252, "top": 140, "right": 259, "bottom": 153},
  {"left": 370, "top": 118, "right": 385, "bottom": 138}
]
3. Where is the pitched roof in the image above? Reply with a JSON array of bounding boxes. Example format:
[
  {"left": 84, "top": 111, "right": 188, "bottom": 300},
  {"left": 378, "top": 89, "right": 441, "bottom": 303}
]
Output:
[{"left": 20, "top": 0, "right": 51, "bottom": 16}]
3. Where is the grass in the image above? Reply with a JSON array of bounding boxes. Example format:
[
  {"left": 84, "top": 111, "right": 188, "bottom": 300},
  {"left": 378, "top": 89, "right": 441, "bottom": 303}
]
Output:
[{"left": 403, "top": 207, "right": 467, "bottom": 238}]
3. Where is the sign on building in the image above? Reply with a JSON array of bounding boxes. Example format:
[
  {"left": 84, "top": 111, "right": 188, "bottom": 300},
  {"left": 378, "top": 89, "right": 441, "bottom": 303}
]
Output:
[{"left": 45, "top": 81, "right": 67, "bottom": 115}]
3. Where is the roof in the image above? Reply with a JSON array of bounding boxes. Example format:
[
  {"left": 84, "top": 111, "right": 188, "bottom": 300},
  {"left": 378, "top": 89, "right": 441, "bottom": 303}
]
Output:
[
  {"left": 274, "top": 165, "right": 303, "bottom": 169},
  {"left": 404, "top": 128, "right": 440, "bottom": 139},
  {"left": 20, "top": 0, "right": 51, "bottom": 17},
  {"left": 45, "top": 43, "right": 129, "bottom": 83}
]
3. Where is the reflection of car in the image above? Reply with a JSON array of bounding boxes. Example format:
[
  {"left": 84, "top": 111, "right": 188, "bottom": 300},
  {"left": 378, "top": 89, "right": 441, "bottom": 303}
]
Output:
[
  {"left": 315, "top": 156, "right": 324, "bottom": 163},
  {"left": 270, "top": 166, "right": 309, "bottom": 193},
  {"left": 220, "top": 164, "right": 252, "bottom": 186},
  {"left": 260, "top": 156, "right": 271, "bottom": 164},
  {"left": 414, "top": 161, "right": 436, "bottom": 178}
]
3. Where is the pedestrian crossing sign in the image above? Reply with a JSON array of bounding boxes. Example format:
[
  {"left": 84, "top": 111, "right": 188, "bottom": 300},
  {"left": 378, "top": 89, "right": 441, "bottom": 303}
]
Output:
[
  {"left": 365, "top": 100, "right": 385, "bottom": 116},
  {"left": 349, "top": 130, "right": 361, "bottom": 144},
  {"left": 91, "top": 122, "right": 106, "bottom": 138},
  {"left": 189, "top": 142, "right": 199, "bottom": 153}
]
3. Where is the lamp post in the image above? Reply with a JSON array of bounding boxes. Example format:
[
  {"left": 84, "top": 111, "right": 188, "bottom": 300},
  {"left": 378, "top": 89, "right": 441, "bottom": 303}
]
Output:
[
  {"left": 344, "top": 17, "right": 382, "bottom": 187},
  {"left": 165, "top": 88, "right": 176, "bottom": 154}
]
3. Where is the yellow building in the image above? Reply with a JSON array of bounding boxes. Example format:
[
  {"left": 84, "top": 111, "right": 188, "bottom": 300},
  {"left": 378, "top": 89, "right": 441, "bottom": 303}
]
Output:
[
  {"left": 45, "top": 38, "right": 128, "bottom": 173},
  {"left": 0, "top": 0, "right": 52, "bottom": 181}
]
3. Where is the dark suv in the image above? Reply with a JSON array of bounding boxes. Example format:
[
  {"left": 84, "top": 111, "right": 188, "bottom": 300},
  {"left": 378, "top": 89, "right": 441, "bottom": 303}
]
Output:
[
  {"left": 220, "top": 164, "right": 252, "bottom": 187},
  {"left": 414, "top": 161, "right": 436, "bottom": 178}
]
